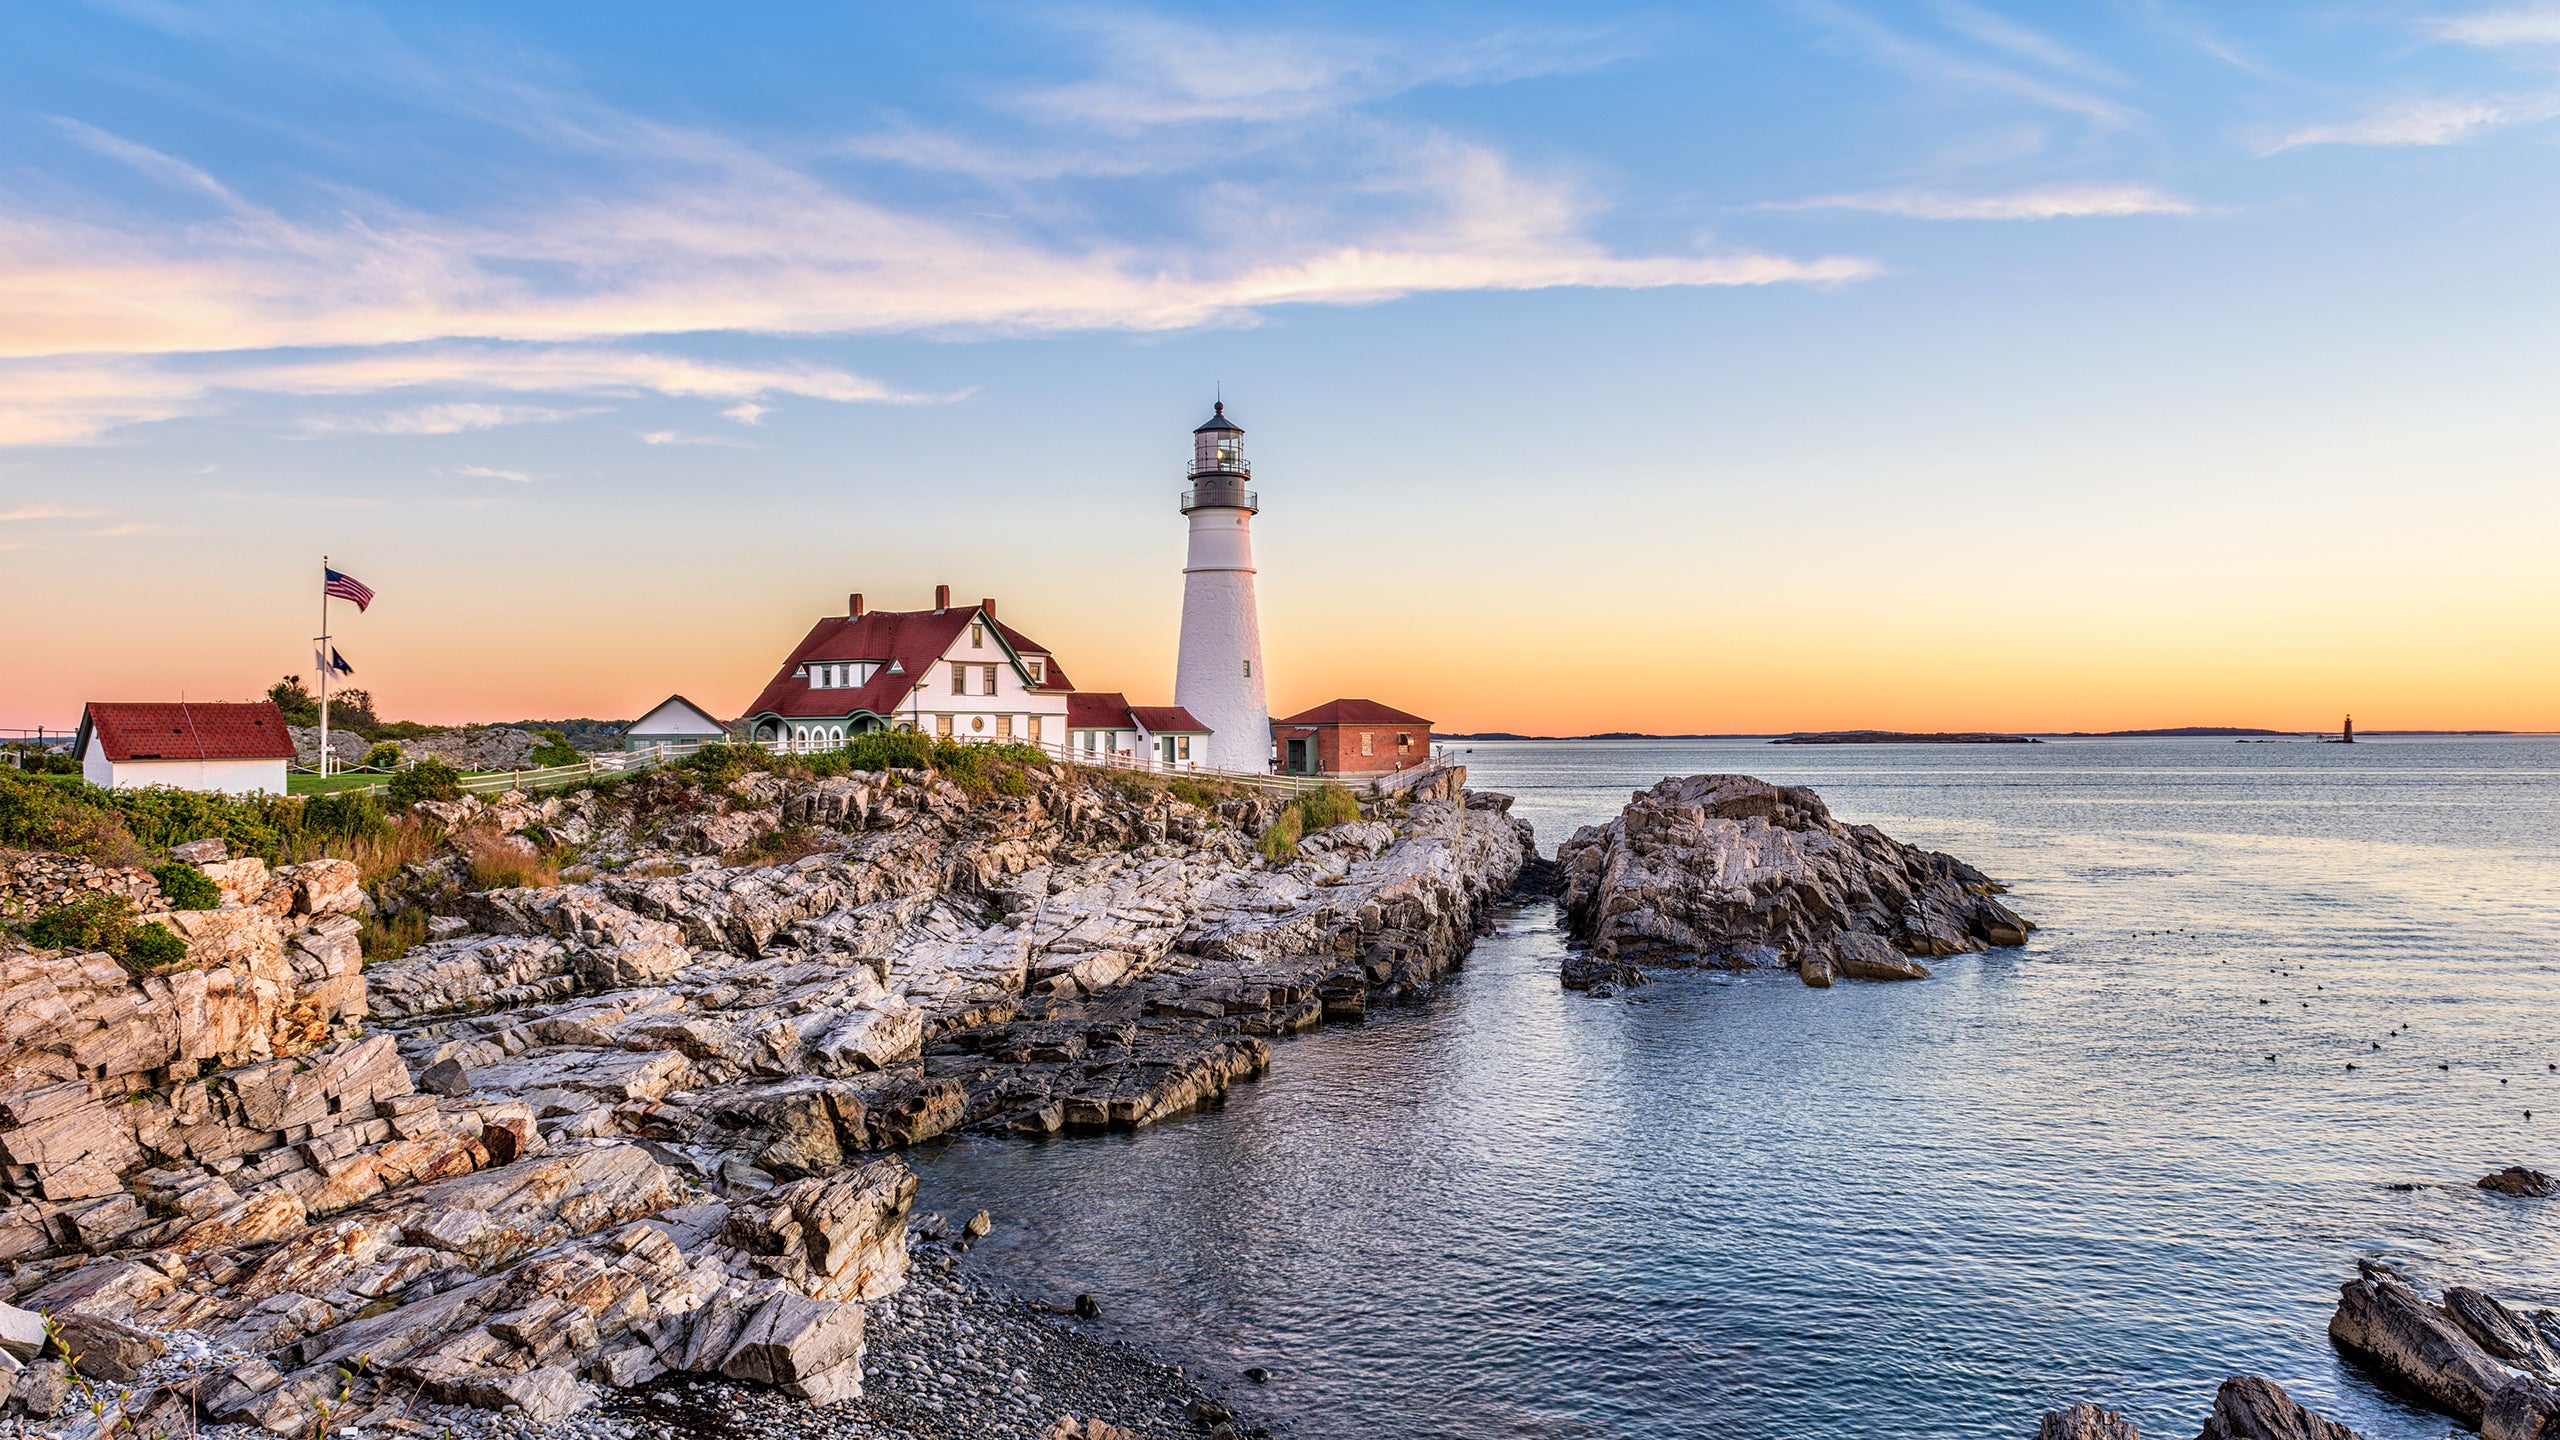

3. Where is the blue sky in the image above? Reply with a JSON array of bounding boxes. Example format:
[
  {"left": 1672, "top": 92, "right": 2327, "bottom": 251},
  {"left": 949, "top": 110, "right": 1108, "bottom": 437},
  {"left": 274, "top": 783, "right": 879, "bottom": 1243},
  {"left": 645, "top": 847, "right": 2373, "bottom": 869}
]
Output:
[{"left": 3, "top": 2, "right": 2556, "bottom": 731}]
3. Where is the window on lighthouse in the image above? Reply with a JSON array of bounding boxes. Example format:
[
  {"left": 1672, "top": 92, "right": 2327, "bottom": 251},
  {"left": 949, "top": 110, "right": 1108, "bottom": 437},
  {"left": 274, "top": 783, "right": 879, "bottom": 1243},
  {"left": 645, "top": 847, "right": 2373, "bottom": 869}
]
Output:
[{"left": 1242, "top": 660, "right": 1251, "bottom": 678}]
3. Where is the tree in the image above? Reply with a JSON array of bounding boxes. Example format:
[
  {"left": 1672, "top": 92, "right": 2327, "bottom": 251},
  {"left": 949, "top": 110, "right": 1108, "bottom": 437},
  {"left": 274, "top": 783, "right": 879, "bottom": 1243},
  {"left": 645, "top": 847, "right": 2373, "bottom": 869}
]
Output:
[{"left": 269, "top": 676, "right": 319, "bottom": 727}]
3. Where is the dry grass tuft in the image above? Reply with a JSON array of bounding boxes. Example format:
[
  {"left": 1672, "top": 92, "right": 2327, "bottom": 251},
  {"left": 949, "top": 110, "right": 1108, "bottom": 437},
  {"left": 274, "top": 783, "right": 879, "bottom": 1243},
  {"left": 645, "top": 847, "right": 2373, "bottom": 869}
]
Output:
[{"left": 453, "top": 826, "right": 560, "bottom": 892}]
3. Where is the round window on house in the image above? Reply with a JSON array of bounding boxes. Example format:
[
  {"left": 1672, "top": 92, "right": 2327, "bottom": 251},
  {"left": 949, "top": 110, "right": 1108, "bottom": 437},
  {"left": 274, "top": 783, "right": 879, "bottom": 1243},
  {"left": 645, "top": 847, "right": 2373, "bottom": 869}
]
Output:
[{"left": 971, "top": 716, "right": 986, "bottom": 732}]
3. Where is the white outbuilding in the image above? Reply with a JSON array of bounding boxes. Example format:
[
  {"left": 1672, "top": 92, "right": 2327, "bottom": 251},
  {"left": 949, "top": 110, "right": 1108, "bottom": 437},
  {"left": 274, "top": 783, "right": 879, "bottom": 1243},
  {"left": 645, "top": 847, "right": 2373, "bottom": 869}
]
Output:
[
  {"left": 623, "top": 694, "right": 730, "bottom": 751},
  {"left": 74, "top": 701, "right": 295, "bottom": 796}
]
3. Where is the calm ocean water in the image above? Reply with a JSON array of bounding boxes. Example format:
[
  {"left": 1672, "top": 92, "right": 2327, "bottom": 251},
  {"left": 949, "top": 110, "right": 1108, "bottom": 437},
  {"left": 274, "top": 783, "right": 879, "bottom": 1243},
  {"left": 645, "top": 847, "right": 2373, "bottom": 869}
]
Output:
[{"left": 914, "top": 737, "right": 2560, "bottom": 1439}]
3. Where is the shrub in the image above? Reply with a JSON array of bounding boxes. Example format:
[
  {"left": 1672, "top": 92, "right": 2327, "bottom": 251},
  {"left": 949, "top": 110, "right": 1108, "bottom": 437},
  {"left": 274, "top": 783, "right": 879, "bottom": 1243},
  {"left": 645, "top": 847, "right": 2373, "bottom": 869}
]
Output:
[
  {"left": 839, "top": 731, "right": 938, "bottom": 773},
  {"left": 681, "top": 743, "right": 763, "bottom": 786},
  {"left": 19, "top": 894, "right": 188, "bottom": 973},
  {"left": 1297, "top": 785, "right": 1362, "bottom": 832},
  {"left": 122, "top": 921, "right": 189, "bottom": 972},
  {"left": 528, "top": 729, "right": 580, "bottom": 768},
  {"left": 363, "top": 742, "right": 404, "bottom": 770},
  {"left": 302, "top": 790, "right": 390, "bottom": 843},
  {"left": 359, "top": 908, "right": 426, "bottom": 966},
  {"left": 388, "top": 759, "right": 463, "bottom": 807},
  {"left": 23, "top": 893, "right": 134, "bottom": 952},
  {"left": 1257, "top": 806, "right": 1305, "bottom": 862},
  {"left": 148, "top": 861, "right": 221, "bottom": 911},
  {"left": 1257, "top": 786, "right": 1362, "bottom": 862}
]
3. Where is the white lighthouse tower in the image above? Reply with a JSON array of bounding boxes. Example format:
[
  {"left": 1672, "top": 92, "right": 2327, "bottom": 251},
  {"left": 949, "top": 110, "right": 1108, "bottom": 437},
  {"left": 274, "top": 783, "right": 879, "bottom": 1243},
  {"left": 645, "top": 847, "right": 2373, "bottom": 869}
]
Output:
[{"left": 1174, "top": 402, "right": 1271, "bottom": 773}]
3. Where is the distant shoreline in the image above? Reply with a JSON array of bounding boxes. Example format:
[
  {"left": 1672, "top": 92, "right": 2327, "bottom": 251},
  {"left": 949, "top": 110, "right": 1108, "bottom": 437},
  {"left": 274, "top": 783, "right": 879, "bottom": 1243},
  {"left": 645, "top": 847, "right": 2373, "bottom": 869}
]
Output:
[{"left": 1438, "top": 728, "right": 2529, "bottom": 741}]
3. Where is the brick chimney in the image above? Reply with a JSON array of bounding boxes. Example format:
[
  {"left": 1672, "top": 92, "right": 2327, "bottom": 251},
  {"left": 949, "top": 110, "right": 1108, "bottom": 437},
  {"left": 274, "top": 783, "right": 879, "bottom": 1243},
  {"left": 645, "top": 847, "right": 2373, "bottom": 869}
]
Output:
[
  {"left": 934, "top": 584, "right": 950, "bottom": 611},
  {"left": 848, "top": 593, "right": 865, "bottom": 618},
  {"left": 980, "top": 597, "right": 996, "bottom": 619}
]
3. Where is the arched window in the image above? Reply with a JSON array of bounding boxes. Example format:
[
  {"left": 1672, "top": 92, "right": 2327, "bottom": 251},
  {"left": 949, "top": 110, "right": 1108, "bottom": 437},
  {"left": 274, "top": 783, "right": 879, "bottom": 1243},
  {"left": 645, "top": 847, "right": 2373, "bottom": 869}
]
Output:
[{"left": 831, "top": 725, "right": 845, "bottom": 744}]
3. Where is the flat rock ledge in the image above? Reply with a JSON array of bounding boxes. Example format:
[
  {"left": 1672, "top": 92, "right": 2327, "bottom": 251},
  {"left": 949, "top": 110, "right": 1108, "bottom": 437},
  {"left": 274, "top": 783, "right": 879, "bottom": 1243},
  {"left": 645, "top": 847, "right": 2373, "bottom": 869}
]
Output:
[
  {"left": 1554, "top": 774, "right": 2031, "bottom": 991},
  {"left": 0, "top": 759, "right": 1525, "bottom": 1436}
]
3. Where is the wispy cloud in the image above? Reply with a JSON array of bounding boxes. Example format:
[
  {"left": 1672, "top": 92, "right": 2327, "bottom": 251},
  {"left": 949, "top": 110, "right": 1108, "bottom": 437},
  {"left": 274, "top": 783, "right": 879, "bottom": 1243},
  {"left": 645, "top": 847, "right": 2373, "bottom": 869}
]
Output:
[
  {"left": 297, "top": 403, "right": 603, "bottom": 436},
  {"left": 1923, "top": 1, "right": 2124, "bottom": 85},
  {"left": 1775, "top": 183, "right": 2195, "bottom": 219},
  {"left": 1795, "top": 0, "right": 2138, "bottom": 127},
  {"left": 722, "top": 402, "right": 770, "bottom": 425},
  {"left": 0, "top": 14, "right": 1870, "bottom": 447},
  {"left": 2434, "top": 4, "right": 2560, "bottom": 46},
  {"left": 455, "top": 464, "right": 531, "bottom": 482},
  {"left": 0, "top": 503, "right": 106, "bottom": 522},
  {"left": 635, "top": 430, "right": 746, "bottom": 447},
  {"left": 2267, "top": 97, "right": 2560, "bottom": 150},
  {"left": 77, "top": 522, "right": 200, "bottom": 538}
]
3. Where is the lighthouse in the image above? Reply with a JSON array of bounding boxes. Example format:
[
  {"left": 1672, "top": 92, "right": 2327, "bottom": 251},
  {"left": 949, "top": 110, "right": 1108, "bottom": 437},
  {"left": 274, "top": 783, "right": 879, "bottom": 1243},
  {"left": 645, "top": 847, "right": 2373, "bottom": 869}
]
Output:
[{"left": 1174, "top": 402, "right": 1271, "bottom": 772}]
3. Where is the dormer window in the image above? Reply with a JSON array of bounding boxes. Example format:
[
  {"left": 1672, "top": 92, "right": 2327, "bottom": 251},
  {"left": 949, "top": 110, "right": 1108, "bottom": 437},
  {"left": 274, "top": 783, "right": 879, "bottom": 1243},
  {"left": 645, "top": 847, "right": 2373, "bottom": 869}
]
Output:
[{"left": 1027, "top": 656, "right": 1045, "bottom": 684}]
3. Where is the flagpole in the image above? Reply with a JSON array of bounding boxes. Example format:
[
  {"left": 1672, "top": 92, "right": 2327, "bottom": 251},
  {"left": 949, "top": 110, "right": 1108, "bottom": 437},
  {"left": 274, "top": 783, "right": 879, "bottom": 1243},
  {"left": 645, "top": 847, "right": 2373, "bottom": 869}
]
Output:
[{"left": 318, "top": 554, "right": 331, "bottom": 778}]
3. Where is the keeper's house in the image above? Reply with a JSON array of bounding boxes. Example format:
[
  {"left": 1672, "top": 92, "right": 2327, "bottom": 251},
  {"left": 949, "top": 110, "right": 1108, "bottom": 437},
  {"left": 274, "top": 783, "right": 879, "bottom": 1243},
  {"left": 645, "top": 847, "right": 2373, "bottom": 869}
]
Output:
[
  {"left": 739, "top": 587, "right": 1077, "bottom": 749},
  {"left": 1066, "top": 693, "right": 1212, "bottom": 770},
  {"left": 1273, "top": 699, "right": 1433, "bottom": 778},
  {"left": 74, "top": 701, "right": 295, "bottom": 795},
  {"left": 622, "top": 695, "right": 730, "bottom": 751}
]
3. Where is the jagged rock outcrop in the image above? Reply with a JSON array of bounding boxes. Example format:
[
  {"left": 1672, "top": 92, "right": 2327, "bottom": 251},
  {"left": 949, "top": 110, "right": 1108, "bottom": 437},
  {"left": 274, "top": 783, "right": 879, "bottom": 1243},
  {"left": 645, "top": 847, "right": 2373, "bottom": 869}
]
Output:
[
  {"left": 2037, "top": 1377, "right": 2365, "bottom": 1440},
  {"left": 1556, "top": 774, "right": 2029, "bottom": 988},
  {"left": 2329, "top": 1261, "right": 2560, "bottom": 1435},
  {"left": 2196, "top": 1376, "right": 2366, "bottom": 1439},
  {"left": 0, "top": 755, "right": 1527, "bottom": 1428},
  {"left": 2040, "top": 1403, "right": 2140, "bottom": 1440}
]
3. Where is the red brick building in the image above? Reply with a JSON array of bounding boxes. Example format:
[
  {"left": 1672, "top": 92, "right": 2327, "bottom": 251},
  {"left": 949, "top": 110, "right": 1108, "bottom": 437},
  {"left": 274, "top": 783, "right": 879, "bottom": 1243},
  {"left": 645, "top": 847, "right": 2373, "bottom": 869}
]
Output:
[{"left": 1272, "top": 699, "right": 1433, "bottom": 777}]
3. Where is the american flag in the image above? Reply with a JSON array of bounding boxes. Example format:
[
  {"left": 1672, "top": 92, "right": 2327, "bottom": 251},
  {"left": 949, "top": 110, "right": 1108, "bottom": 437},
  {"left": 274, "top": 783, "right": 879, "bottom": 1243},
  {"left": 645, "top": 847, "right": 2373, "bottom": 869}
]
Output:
[{"left": 323, "top": 568, "right": 375, "bottom": 611}]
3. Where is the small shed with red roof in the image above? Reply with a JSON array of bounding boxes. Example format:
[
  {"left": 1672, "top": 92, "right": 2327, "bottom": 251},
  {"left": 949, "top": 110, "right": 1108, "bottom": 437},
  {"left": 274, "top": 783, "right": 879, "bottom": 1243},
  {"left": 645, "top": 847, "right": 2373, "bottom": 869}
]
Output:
[
  {"left": 1272, "top": 699, "right": 1433, "bottom": 777},
  {"left": 74, "top": 701, "right": 295, "bottom": 795},
  {"left": 1067, "top": 693, "right": 1212, "bottom": 769}
]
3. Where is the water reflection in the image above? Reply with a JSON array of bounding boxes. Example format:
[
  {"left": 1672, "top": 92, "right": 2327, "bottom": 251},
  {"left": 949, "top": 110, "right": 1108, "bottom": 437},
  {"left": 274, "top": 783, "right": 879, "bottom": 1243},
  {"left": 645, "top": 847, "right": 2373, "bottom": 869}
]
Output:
[{"left": 917, "top": 738, "right": 2560, "bottom": 1439}]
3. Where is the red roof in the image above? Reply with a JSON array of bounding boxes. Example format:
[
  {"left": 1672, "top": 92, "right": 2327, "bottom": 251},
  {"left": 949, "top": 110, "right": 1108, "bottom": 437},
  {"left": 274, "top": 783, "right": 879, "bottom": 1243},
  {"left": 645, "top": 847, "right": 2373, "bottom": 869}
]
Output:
[
  {"left": 1129, "top": 705, "right": 1209, "bottom": 734},
  {"left": 740, "top": 602, "right": 1074, "bottom": 722},
  {"left": 1067, "top": 692, "right": 1133, "bottom": 730},
  {"left": 1066, "top": 694, "right": 1209, "bottom": 734},
  {"left": 77, "top": 701, "right": 296, "bottom": 763},
  {"left": 1271, "top": 698, "right": 1433, "bottom": 728}
]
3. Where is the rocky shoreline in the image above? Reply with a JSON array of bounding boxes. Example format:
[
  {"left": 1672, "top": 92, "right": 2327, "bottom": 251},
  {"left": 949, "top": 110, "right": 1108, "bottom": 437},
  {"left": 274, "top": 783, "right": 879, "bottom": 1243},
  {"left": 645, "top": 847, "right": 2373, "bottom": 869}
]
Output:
[{"left": 0, "top": 751, "right": 1523, "bottom": 1437}]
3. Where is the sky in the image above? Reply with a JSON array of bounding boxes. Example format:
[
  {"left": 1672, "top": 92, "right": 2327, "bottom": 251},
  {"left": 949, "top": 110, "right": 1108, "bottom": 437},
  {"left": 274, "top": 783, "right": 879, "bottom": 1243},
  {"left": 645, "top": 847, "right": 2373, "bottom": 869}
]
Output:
[{"left": 2, "top": 1, "right": 2556, "bottom": 736}]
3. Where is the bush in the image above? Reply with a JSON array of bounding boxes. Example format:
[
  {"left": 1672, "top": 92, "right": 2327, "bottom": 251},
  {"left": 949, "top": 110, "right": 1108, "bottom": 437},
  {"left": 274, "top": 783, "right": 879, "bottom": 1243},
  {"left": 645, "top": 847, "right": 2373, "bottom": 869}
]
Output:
[
  {"left": 24, "top": 893, "right": 134, "bottom": 952},
  {"left": 302, "top": 790, "right": 390, "bottom": 842},
  {"left": 122, "top": 921, "right": 189, "bottom": 971},
  {"left": 148, "top": 861, "right": 221, "bottom": 911},
  {"left": 681, "top": 743, "right": 763, "bottom": 786},
  {"left": 528, "top": 729, "right": 580, "bottom": 768},
  {"left": 359, "top": 908, "right": 427, "bottom": 966},
  {"left": 1297, "top": 785, "right": 1362, "bottom": 832},
  {"left": 838, "top": 731, "right": 938, "bottom": 772},
  {"left": 388, "top": 759, "right": 463, "bottom": 807},
  {"left": 18, "top": 893, "right": 188, "bottom": 973},
  {"left": 1257, "top": 807, "right": 1304, "bottom": 862},
  {"left": 1258, "top": 785, "right": 1362, "bottom": 862},
  {"left": 363, "top": 742, "right": 404, "bottom": 770}
]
